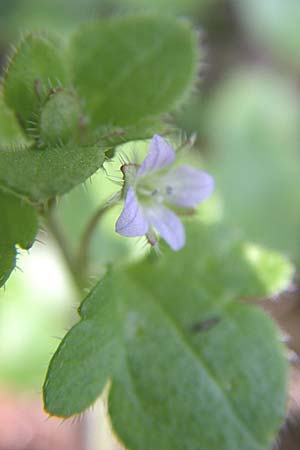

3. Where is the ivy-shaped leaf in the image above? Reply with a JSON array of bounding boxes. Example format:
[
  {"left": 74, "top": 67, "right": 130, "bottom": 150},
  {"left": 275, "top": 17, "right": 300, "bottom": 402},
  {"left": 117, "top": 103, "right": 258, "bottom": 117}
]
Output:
[
  {"left": 44, "top": 223, "right": 290, "bottom": 450},
  {"left": 69, "top": 15, "right": 199, "bottom": 131},
  {"left": 0, "top": 190, "right": 38, "bottom": 286},
  {"left": 3, "top": 32, "right": 68, "bottom": 131}
]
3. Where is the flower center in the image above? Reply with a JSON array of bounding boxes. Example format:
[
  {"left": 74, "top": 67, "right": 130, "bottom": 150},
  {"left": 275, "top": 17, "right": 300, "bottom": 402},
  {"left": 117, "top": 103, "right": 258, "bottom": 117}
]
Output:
[
  {"left": 121, "top": 163, "right": 175, "bottom": 205},
  {"left": 137, "top": 176, "right": 173, "bottom": 204}
]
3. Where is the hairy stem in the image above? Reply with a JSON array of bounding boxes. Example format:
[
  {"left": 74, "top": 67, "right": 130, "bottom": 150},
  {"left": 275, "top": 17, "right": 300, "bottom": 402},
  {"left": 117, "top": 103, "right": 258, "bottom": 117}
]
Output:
[
  {"left": 42, "top": 201, "right": 85, "bottom": 292},
  {"left": 77, "top": 194, "right": 120, "bottom": 274}
]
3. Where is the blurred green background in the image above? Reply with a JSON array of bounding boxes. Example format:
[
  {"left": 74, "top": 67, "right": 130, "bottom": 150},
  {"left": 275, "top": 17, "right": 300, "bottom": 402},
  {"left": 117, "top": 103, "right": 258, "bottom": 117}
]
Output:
[{"left": 0, "top": 0, "right": 300, "bottom": 448}]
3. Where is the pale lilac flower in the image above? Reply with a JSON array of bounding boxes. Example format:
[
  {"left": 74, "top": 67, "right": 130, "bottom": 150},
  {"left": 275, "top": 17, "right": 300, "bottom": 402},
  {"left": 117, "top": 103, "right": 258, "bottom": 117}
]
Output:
[{"left": 115, "top": 134, "right": 214, "bottom": 251}]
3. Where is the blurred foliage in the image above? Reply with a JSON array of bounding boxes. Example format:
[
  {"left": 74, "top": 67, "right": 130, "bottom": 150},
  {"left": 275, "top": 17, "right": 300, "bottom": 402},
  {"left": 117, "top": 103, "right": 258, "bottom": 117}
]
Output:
[
  {"left": 111, "top": 0, "right": 216, "bottom": 16},
  {"left": 0, "top": 0, "right": 109, "bottom": 37},
  {"left": 0, "top": 244, "right": 77, "bottom": 389},
  {"left": 205, "top": 69, "right": 300, "bottom": 266},
  {"left": 0, "top": 0, "right": 216, "bottom": 42},
  {"left": 232, "top": 0, "right": 300, "bottom": 68}
]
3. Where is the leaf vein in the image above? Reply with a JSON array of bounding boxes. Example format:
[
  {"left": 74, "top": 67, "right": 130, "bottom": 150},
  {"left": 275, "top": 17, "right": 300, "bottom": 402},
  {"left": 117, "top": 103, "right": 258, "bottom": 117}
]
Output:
[{"left": 131, "top": 277, "right": 263, "bottom": 450}]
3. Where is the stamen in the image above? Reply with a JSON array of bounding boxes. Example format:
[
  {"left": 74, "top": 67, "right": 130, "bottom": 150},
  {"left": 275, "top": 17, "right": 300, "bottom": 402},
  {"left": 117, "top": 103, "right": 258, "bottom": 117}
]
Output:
[{"left": 139, "top": 187, "right": 156, "bottom": 196}]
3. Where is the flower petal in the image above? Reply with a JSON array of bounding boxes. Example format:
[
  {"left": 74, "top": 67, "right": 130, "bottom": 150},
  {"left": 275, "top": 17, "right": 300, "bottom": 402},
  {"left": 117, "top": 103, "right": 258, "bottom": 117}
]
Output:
[
  {"left": 146, "top": 204, "right": 185, "bottom": 251},
  {"left": 137, "top": 134, "right": 175, "bottom": 176},
  {"left": 115, "top": 187, "right": 148, "bottom": 237},
  {"left": 158, "top": 165, "right": 215, "bottom": 208}
]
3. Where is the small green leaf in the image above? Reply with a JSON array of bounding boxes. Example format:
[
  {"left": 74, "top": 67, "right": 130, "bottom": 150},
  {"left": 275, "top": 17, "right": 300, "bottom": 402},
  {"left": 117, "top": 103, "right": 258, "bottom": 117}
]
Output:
[
  {"left": 69, "top": 16, "right": 199, "bottom": 130},
  {"left": 3, "top": 32, "right": 68, "bottom": 130},
  {"left": 0, "top": 190, "right": 38, "bottom": 287},
  {"left": 0, "top": 144, "right": 106, "bottom": 203},
  {"left": 44, "top": 223, "right": 289, "bottom": 450},
  {"left": 0, "top": 95, "right": 27, "bottom": 147},
  {"left": 39, "top": 88, "right": 81, "bottom": 146}
]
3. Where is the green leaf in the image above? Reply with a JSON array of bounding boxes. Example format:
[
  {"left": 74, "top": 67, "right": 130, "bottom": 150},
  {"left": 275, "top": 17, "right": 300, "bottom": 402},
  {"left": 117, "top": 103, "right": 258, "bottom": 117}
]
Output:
[
  {"left": 44, "top": 223, "right": 289, "bottom": 450},
  {"left": 0, "top": 190, "right": 38, "bottom": 287},
  {"left": 39, "top": 88, "right": 81, "bottom": 146},
  {"left": 69, "top": 16, "right": 199, "bottom": 130},
  {"left": 0, "top": 144, "right": 106, "bottom": 203},
  {"left": 0, "top": 95, "right": 28, "bottom": 147},
  {"left": 3, "top": 32, "right": 68, "bottom": 130}
]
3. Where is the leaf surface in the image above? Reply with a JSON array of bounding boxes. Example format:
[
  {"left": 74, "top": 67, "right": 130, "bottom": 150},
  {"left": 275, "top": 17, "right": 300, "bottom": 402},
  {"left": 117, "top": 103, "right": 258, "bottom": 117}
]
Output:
[
  {"left": 69, "top": 16, "right": 199, "bottom": 130},
  {"left": 44, "top": 223, "right": 290, "bottom": 450},
  {"left": 0, "top": 145, "right": 106, "bottom": 203}
]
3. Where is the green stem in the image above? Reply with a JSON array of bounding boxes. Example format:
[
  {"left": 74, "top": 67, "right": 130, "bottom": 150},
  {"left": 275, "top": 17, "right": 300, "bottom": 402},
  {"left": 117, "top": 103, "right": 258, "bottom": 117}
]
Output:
[
  {"left": 42, "top": 201, "right": 85, "bottom": 293},
  {"left": 77, "top": 195, "right": 119, "bottom": 275}
]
